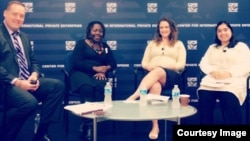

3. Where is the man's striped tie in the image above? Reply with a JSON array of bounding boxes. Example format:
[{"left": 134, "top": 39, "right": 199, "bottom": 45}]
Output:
[{"left": 12, "top": 31, "right": 30, "bottom": 80}]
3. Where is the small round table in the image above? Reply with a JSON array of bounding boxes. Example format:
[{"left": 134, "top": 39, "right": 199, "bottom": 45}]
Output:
[{"left": 78, "top": 100, "right": 197, "bottom": 141}]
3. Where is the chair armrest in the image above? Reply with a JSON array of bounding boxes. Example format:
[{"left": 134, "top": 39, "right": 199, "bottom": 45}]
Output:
[
  {"left": 61, "top": 68, "right": 70, "bottom": 86},
  {"left": 38, "top": 73, "right": 45, "bottom": 78},
  {"left": 61, "top": 68, "right": 70, "bottom": 79},
  {"left": 61, "top": 68, "right": 71, "bottom": 106},
  {"left": 180, "top": 68, "right": 187, "bottom": 76},
  {"left": 245, "top": 74, "right": 250, "bottom": 124},
  {"left": 133, "top": 66, "right": 146, "bottom": 74},
  {"left": 247, "top": 74, "right": 250, "bottom": 99},
  {"left": 111, "top": 69, "right": 116, "bottom": 79},
  {"left": 106, "top": 69, "right": 117, "bottom": 100},
  {"left": 133, "top": 66, "right": 148, "bottom": 90},
  {"left": 61, "top": 68, "right": 71, "bottom": 92},
  {"left": 107, "top": 69, "right": 116, "bottom": 79}
]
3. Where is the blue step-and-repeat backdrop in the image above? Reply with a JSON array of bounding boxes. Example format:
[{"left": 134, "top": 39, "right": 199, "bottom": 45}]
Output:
[{"left": 1, "top": 0, "right": 250, "bottom": 101}]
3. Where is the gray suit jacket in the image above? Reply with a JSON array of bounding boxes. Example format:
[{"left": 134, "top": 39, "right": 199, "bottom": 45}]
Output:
[{"left": 0, "top": 23, "right": 40, "bottom": 83}]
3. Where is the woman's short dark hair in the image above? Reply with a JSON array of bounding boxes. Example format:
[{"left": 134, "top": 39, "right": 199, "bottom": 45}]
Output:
[
  {"left": 86, "top": 21, "right": 105, "bottom": 40},
  {"left": 214, "top": 21, "right": 238, "bottom": 48},
  {"left": 6, "top": 1, "right": 25, "bottom": 10}
]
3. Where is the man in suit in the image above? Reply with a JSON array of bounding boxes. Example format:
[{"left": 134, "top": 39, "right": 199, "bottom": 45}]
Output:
[{"left": 0, "top": 1, "right": 65, "bottom": 141}]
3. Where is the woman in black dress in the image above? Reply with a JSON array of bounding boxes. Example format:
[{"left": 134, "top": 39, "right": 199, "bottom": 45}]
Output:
[{"left": 70, "top": 21, "right": 117, "bottom": 140}]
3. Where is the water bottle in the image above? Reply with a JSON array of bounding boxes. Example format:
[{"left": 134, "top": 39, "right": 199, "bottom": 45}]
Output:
[
  {"left": 104, "top": 81, "right": 112, "bottom": 105},
  {"left": 139, "top": 84, "right": 148, "bottom": 106},
  {"left": 172, "top": 84, "right": 180, "bottom": 108},
  {"left": 34, "top": 113, "right": 40, "bottom": 134}
]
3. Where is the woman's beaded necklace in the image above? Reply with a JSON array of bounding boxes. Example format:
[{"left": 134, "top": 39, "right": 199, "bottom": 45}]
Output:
[{"left": 89, "top": 40, "right": 104, "bottom": 55}]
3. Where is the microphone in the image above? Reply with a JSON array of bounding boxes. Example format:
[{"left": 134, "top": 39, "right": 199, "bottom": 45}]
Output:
[
  {"left": 223, "top": 49, "right": 227, "bottom": 53},
  {"left": 161, "top": 48, "right": 165, "bottom": 55}
]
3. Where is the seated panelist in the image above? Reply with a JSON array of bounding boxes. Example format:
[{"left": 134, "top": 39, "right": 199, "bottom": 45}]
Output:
[
  {"left": 70, "top": 20, "right": 117, "bottom": 140},
  {"left": 0, "top": 1, "right": 65, "bottom": 141},
  {"left": 126, "top": 17, "right": 186, "bottom": 140},
  {"left": 197, "top": 20, "right": 250, "bottom": 125}
]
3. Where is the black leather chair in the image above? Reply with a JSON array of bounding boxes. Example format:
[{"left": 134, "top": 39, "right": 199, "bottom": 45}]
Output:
[
  {"left": 245, "top": 75, "right": 250, "bottom": 124},
  {"left": 61, "top": 51, "right": 116, "bottom": 133},
  {"left": 61, "top": 51, "right": 79, "bottom": 134},
  {"left": 133, "top": 66, "right": 187, "bottom": 96}
]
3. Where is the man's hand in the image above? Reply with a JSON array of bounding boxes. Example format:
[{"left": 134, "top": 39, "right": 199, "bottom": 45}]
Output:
[{"left": 14, "top": 79, "right": 40, "bottom": 91}]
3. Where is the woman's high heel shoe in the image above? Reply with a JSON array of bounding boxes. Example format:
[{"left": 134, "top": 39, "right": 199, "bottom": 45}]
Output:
[{"left": 148, "top": 129, "right": 159, "bottom": 140}]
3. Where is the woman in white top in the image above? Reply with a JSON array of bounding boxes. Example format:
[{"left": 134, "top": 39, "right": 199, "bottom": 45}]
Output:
[
  {"left": 126, "top": 17, "right": 186, "bottom": 140},
  {"left": 198, "top": 21, "right": 250, "bottom": 124}
]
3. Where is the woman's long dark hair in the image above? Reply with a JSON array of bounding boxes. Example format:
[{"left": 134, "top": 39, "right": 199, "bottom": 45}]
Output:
[{"left": 214, "top": 21, "right": 238, "bottom": 48}]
